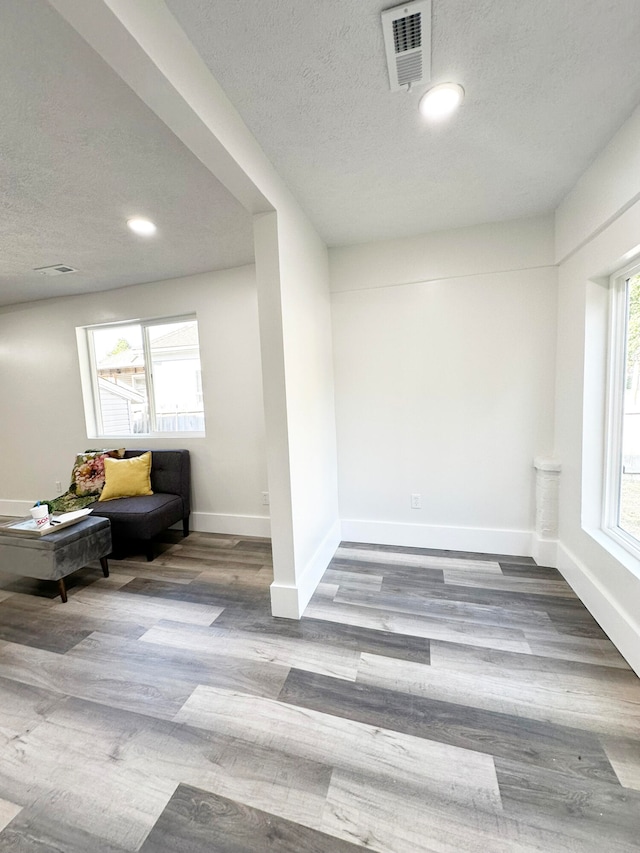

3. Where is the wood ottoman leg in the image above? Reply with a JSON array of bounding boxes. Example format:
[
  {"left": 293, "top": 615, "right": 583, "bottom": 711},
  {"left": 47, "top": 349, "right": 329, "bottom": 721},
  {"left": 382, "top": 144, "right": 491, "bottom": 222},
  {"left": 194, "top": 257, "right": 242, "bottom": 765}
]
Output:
[
  {"left": 57, "top": 578, "right": 68, "bottom": 603},
  {"left": 100, "top": 557, "right": 109, "bottom": 578}
]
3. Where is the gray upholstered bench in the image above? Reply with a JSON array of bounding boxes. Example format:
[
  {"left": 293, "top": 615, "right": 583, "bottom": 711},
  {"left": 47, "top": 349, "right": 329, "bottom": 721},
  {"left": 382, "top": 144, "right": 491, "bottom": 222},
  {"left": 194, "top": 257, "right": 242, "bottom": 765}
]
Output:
[
  {"left": 0, "top": 516, "right": 112, "bottom": 602},
  {"left": 89, "top": 449, "right": 191, "bottom": 561}
]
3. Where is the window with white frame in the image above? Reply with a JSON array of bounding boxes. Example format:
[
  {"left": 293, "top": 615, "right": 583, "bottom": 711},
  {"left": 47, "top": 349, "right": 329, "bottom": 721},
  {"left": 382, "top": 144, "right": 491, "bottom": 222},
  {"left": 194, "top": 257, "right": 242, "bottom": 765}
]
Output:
[
  {"left": 604, "top": 263, "right": 640, "bottom": 551},
  {"left": 81, "top": 316, "right": 205, "bottom": 437}
]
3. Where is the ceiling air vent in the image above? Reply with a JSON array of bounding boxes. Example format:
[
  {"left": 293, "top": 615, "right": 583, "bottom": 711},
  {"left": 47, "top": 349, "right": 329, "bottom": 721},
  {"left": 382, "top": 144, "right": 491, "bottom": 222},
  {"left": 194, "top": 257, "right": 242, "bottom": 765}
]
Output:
[
  {"left": 33, "top": 264, "right": 78, "bottom": 276},
  {"left": 381, "top": 0, "right": 431, "bottom": 92}
]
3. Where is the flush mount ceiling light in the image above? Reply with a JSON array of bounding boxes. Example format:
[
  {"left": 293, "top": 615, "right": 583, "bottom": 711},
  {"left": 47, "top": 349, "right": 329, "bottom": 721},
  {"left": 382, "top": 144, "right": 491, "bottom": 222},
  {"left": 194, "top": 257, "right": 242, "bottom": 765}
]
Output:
[
  {"left": 127, "top": 217, "right": 157, "bottom": 236},
  {"left": 419, "top": 82, "right": 464, "bottom": 120}
]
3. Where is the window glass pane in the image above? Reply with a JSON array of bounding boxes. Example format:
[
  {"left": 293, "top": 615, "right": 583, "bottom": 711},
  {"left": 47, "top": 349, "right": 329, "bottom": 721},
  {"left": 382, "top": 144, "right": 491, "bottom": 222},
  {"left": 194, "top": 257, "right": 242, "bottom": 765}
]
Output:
[
  {"left": 90, "top": 324, "right": 150, "bottom": 435},
  {"left": 147, "top": 320, "right": 205, "bottom": 432},
  {"left": 620, "top": 273, "right": 640, "bottom": 539},
  {"left": 83, "top": 316, "right": 204, "bottom": 437}
]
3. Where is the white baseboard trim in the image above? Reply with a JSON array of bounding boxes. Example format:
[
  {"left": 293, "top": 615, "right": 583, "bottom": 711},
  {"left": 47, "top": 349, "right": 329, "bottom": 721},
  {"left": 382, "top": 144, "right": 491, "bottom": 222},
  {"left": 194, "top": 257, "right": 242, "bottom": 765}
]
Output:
[
  {"left": 270, "top": 518, "right": 342, "bottom": 619},
  {"left": 530, "top": 536, "right": 558, "bottom": 567},
  {"left": 340, "top": 519, "right": 532, "bottom": 558},
  {"left": 556, "top": 541, "right": 640, "bottom": 676},
  {"left": 0, "top": 500, "right": 33, "bottom": 517},
  {"left": 191, "top": 512, "right": 270, "bottom": 538}
]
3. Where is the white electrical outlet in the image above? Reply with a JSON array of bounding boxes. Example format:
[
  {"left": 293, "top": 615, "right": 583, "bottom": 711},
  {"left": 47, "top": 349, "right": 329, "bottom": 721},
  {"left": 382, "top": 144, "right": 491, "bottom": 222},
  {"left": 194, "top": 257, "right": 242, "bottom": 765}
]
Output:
[
  {"left": 55, "top": 481, "right": 62, "bottom": 493},
  {"left": 411, "top": 493, "right": 422, "bottom": 509},
  {"left": 261, "top": 491, "right": 270, "bottom": 506}
]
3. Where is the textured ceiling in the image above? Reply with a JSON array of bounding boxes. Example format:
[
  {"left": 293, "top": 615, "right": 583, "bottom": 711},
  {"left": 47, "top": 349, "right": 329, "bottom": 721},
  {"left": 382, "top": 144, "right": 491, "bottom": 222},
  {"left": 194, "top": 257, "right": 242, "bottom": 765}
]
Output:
[
  {"left": 166, "top": 0, "right": 640, "bottom": 246},
  {"left": 4, "top": 1, "right": 640, "bottom": 308},
  {"left": 0, "top": 0, "right": 254, "bottom": 307}
]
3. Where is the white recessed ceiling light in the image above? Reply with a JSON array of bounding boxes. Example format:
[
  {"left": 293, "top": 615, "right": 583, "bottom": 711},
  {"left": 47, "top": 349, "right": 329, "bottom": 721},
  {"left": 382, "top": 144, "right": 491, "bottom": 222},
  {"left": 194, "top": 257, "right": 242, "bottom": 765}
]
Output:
[
  {"left": 127, "top": 217, "right": 157, "bottom": 236},
  {"left": 419, "top": 83, "right": 465, "bottom": 121}
]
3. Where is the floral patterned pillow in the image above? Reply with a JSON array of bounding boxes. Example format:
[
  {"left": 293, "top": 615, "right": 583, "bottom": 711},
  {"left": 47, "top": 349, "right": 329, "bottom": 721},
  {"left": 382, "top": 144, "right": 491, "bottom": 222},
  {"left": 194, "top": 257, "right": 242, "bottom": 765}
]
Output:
[{"left": 71, "top": 449, "right": 126, "bottom": 497}]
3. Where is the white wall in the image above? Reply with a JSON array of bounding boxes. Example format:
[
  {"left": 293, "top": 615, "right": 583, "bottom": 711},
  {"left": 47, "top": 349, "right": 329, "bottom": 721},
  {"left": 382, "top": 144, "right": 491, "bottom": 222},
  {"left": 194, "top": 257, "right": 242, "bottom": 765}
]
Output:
[
  {"left": 0, "top": 266, "right": 269, "bottom": 536},
  {"left": 555, "top": 105, "right": 640, "bottom": 264},
  {"left": 554, "top": 103, "right": 640, "bottom": 674},
  {"left": 330, "top": 216, "right": 558, "bottom": 555}
]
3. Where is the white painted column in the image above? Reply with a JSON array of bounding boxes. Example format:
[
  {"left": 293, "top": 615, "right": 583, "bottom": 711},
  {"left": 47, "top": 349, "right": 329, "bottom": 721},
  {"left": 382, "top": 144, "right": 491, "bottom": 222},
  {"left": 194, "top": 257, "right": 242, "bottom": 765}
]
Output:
[
  {"left": 253, "top": 211, "right": 297, "bottom": 612},
  {"left": 532, "top": 456, "right": 561, "bottom": 565},
  {"left": 254, "top": 209, "right": 341, "bottom": 618}
]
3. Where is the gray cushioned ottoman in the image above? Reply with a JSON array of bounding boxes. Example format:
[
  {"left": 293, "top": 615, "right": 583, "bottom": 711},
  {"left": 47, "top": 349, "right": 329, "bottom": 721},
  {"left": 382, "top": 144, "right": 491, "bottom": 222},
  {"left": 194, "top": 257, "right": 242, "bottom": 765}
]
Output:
[{"left": 0, "top": 516, "right": 112, "bottom": 602}]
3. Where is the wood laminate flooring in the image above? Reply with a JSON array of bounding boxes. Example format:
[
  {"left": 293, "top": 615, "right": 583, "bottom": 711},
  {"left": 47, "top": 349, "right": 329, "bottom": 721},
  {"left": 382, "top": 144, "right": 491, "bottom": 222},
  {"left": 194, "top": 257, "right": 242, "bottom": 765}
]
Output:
[{"left": 0, "top": 525, "right": 639, "bottom": 851}]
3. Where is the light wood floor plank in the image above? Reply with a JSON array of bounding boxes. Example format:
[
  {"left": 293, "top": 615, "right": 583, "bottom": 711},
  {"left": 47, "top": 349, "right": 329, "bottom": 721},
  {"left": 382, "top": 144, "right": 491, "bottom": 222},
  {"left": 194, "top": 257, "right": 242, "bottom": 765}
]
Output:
[
  {"left": 305, "top": 597, "right": 532, "bottom": 653},
  {"left": 357, "top": 651, "right": 640, "bottom": 737},
  {"left": 334, "top": 585, "right": 558, "bottom": 632},
  {"left": 140, "top": 621, "right": 360, "bottom": 681},
  {"left": 175, "top": 686, "right": 503, "bottom": 811},
  {"left": 69, "top": 630, "right": 291, "bottom": 700},
  {"left": 526, "top": 635, "right": 631, "bottom": 668},
  {"left": 66, "top": 586, "right": 223, "bottom": 626},
  {"left": 321, "top": 768, "right": 617, "bottom": 853},
  {"left": 335, "top": 547, "right": 503, "bottom": 572},
  {"left": 443, "top": 568, "right": 576, "bottom": 597},
  {"left": 0, "top": 639, "right": 192, "bottom": 720}
]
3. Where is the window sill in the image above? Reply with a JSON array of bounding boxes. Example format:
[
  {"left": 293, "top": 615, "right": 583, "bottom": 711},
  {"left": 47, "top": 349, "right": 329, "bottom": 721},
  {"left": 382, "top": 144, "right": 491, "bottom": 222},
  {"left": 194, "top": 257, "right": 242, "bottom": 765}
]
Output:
[
  {"left": 585, "top": 526, "right": 640, "bottom": 583},
  {"left": 89, "top": 432, "right": 206, "bottom": 441}
]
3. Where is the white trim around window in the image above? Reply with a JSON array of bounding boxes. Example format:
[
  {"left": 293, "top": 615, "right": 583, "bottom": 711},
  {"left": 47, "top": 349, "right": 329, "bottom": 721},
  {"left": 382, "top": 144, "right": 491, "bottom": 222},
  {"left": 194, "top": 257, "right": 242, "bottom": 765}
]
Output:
[
  {"left": 603, "top": 259, "right": 640, "bottom": 562},
  {"left": 77, "top": 314, "right": 206, "bottom": 440}
]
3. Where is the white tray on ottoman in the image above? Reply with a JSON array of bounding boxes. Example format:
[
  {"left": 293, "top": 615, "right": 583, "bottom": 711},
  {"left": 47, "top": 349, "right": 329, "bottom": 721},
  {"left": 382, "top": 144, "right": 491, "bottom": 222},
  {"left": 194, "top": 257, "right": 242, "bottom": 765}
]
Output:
[{"left": 0, "top": 515, "right": 112, "bottom": 602}]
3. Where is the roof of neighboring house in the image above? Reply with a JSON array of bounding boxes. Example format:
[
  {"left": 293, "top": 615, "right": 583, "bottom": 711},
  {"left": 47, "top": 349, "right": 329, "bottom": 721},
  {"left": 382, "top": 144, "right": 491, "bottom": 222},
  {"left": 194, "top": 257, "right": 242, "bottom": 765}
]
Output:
[
  {"left": 97, "top": 324, "right": 197, "bottom": 369},
  {"left": 98, "top": 377, "right": 146, "bottom": 403},
  {"left": 150, "top": 324, "right": 198, "bottom": 349},
  {"left": 97, "top": 349, "right": 144, "bottom": 369}
]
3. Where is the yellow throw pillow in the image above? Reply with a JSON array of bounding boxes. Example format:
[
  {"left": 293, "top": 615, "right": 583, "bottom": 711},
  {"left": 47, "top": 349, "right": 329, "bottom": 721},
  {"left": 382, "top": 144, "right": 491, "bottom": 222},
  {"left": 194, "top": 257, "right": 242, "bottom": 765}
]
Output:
[{"left": 99, "top": 452, "right": 153, "bottom": 501}]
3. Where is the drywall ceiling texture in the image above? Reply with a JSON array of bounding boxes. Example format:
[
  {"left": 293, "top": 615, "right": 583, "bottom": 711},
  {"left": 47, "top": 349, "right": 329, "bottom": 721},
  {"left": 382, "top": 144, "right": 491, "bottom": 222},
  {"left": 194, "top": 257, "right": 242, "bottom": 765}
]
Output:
[
  {"left": 0, "top": 0, "right": 255, "bottom": 307},
  {"left": 167, "top": 0, "right": 640, "bottom": 246}
]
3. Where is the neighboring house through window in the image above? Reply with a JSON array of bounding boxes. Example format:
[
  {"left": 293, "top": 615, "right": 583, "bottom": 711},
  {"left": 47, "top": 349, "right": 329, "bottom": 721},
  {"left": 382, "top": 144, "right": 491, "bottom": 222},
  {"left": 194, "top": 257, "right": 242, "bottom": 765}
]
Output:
[{"left": 79, "top": 316, "right": 205, "bottom": 437}]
